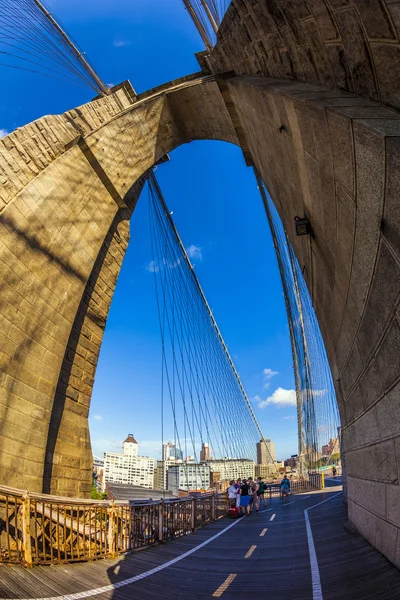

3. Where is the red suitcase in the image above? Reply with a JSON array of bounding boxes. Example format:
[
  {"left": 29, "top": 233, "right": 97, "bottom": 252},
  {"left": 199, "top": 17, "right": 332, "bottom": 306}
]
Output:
[{"left": 228, "top": 507, "right": 241, "bottom": 518}]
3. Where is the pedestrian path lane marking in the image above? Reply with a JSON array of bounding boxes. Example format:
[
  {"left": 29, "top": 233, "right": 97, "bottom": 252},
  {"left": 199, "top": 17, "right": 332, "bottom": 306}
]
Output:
[
  {"left": 244, "top": 545, "right": 257, "bottom": 558},
  {"left": 300, "top": 496, "right": 311, "bottom": 500},
  {"left": 305, "top": 491, "right": 342, "bottom": 600},
  {"left": 270, "top": 513, "right": 276, "bottom": 521},
  {"left": 212, "top": 574, "right": 237, "bottom": 597},
  {"left": 0, "top": 518, "right": 244, "bottom": 600},
  {"left": 260, "top": 528, "right": 268, "bottom": 537},
  {"left": 283, "top": 501, "right": 295, "bottom": 507}
]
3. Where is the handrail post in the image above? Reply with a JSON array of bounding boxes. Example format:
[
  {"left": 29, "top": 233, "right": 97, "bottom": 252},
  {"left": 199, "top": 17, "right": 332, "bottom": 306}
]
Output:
[
  {"left": 158, "top": 500, "right": 164, "bottom": 543},
  {"left": 211, "top": 493, "right": 216, "bottom": 521},
  {"left": 191, "top": 497, "right": 196, "bottom": 532},
  {"left": 22, "top": 494, "right": 33, "bottom": 568},
  {"left": 107, "top": 501, "right": 116, "bottom": 558}
]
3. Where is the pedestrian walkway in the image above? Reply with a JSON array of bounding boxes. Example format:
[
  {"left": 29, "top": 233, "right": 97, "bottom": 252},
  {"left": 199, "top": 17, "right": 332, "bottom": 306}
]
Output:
[{"left": 0, "top": 483, "right": 399, "bottom": 600}]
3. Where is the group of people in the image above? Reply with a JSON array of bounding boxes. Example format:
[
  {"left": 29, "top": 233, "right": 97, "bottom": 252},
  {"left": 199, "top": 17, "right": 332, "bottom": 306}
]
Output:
[
  {"left": 227, "top": 477, "right": 268, "bottom": 515},
  {"left": 228, "top": 476, "right": 292, "bottom": 515}
]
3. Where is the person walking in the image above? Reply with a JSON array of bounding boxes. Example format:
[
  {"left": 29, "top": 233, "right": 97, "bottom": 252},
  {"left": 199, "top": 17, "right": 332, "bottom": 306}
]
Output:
[
  {"left": 239, "top": 479, "right": 251, "bottom": 516},
  {"left": 280, "top": 474, "right": 291, "bottom": 500},
  {"left": 248, "top": 477, "right": 259, "bottom": 513},
  {"left": 235, "top": 479, "right": 242, "bottom": 508},
  {"left": 257, "top": 477, "right": 267, "bottom": 508}
]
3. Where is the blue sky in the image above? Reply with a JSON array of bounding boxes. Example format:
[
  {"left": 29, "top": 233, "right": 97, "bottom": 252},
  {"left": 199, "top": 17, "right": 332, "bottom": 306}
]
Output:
[{"left": 1, "top": 0, "right": 298, "bottom": 461}]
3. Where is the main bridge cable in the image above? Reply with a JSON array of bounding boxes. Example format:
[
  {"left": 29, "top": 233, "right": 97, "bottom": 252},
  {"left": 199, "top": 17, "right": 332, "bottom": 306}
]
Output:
[
  {"left": 148, "top": 170, "right": 266, "bottom": 451},
  {"left": 0, "top": 0, "right": 108, "bottom": 94}
]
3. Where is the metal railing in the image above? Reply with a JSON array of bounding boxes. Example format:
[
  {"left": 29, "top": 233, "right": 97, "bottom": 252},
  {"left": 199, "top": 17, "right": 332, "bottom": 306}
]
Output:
[
  {"left": 263, "top": 475, "right": 323, "bottom": 498},
  {"left": 0, "top": 477, "right": 323, "bottom": 567},
  {"left": 0, "top": 486, "right": 227, "bottom": 567}
]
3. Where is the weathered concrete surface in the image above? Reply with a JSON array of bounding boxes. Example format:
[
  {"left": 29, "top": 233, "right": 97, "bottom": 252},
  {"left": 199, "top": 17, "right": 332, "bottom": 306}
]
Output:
[
  {"left": 0, "top": 7, "right": 400, "bottom": 568},
  {"left": 204, "top": 0, "right": 400, "bottom": 570},
  {"left": 209, "top": 0, "right": 400, "bottom": 112}
]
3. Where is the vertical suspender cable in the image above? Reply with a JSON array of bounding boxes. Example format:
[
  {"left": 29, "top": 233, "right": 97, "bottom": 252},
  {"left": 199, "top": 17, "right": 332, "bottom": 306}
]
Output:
[{"left": 149, "top": 170, "right": 266, "bottom": 445}]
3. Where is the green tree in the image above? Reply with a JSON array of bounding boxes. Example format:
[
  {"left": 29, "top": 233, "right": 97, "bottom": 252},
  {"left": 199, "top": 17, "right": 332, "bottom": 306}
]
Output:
[{"left": 91, "top": 481, "right": 107, "bottom": 500}]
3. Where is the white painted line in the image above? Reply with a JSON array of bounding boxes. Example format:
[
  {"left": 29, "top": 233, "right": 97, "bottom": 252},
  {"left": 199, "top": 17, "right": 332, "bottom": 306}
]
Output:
[
  {"left": 305, "top": 492, "right": 342, "bottom": 600},
  {"left": 300, "top": 496, "right": 311, "bottom": 500},
  {"left": 282, "top": 501, "right": 295, "bottom": 507},
  {"left": 269, "top": 513, "right": 276, "bottom": 521},
  {"left": 212, "top": 574, "right": 237, "bottom": 597},
  {"left": 1, "top": 518, "right": 244, "bottom": 600},
  {"left": 259, "top": 528, "right": 268, "bottom": 537},
  {"left": 244, "top": 544, "right": 257, "bottom": 558}
]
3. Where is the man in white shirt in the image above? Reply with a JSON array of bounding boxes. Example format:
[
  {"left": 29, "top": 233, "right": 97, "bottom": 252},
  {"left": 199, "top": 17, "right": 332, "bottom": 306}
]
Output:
[{"left": 228, "top": 480, "right": 238, "bottom": 508}]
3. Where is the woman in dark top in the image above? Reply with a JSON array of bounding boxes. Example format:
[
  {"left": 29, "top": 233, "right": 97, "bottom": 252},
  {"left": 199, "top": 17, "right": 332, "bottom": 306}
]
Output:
[{"left": 239, "top": 479, "right": 252, "bottom": 515}]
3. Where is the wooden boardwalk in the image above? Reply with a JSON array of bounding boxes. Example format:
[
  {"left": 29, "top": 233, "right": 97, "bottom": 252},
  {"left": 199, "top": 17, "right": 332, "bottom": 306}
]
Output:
[{"left": 0, "top": 482, "right": 399, "bottom": 599}]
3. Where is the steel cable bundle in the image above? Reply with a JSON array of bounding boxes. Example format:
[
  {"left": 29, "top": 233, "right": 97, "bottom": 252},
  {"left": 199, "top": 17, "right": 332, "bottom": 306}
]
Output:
[
  {"left": 0, "top": 0, "right": 106, "bottom": 93},
  {"left": 147, "top": 171, "right": 266, "bottom": 491},
  {"left": 257, "top": 172, "right": 341, "bottom": 474}
]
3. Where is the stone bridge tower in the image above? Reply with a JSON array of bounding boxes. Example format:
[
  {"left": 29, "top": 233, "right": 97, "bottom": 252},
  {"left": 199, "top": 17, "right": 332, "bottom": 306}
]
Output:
[{"left": 0, "top": 0, "right": 400, "bottom": 568}]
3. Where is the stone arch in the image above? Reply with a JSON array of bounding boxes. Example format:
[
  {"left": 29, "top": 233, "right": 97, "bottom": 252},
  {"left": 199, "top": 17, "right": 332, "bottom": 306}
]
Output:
[{"left": 0, "top": 69, "right": 400, "bottom": 565}]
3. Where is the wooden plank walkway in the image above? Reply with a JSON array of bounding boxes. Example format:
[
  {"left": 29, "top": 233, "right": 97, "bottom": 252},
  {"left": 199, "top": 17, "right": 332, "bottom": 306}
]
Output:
[{"left": 0, "top": 482, "right": 399, "bottom": 599}]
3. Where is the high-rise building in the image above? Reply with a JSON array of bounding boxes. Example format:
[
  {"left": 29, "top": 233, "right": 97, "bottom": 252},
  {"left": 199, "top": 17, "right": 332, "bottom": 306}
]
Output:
[
  {"left": 256, "top": 438, "right": 276, "bottom": 464},
  {"left": 202, "top": 459, "right": 255, "bottom": 482},
  {"left": 104, "top": 434, "right": 154, "bottom": 489},
  {"left": 154, "top": 458, "right": 184, "bottom": 489},
  {"left": 200, "top": 442, "right": 211, "bottom": 461},
  {"left": 266, "top": 438, "right": 276, "bottom": 462},
  {"left": 322, "top": 438, "right": 340, "bottom": 457},
  {"left": 167, "top": 463, "right": 211, "bottom": 496},
  {"left": 162, "top": 441, "right": 183, "bottom": 461},
  {"left": 93, "top": 456, "right": 104, "bottom": 492}
]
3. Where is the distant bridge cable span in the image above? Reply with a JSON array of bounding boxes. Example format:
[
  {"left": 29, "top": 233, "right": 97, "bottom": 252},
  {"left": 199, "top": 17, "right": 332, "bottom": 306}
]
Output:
[
  {"left": 255, "top": 170, "right": 341, "bottom": 473},
  {"left": 147, "top": 171, "right": 271, "bottom": 490}
]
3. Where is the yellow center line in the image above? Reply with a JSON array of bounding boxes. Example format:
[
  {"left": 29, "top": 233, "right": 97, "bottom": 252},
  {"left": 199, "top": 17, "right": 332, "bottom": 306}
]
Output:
[
  {"left": 212, "top": 574, "right": 237, "bottom": 597},
  {"left": 260, "top": 528, "right": 268, "bottom": 536},
  {"left": 244, "top": 544, "right": 257, "bottom": 558}
]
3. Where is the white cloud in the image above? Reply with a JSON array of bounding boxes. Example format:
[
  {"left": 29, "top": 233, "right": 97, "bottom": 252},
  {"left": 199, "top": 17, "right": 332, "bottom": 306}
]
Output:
[
  {"left": 93, "top": 414, "right": 102, "bottom": 421},
  {"left": 263, "top": 367, "right": 278, "bottom": 389},
  {"left": 258, "top": 387, "right": 297, "bottom": 408},
  {"left": 113, "top": 39, "right": 131, "bottom": 48},
  {"left": 146, "top": 260, "right": 159, "bottom": 273},
  {"left": 263, "top": 368, "right": 278, "bottom": 379},
  {"left": 0, "top": 129, "right": 8, "bottom": 138},
  {"left": 283, "top": 415, "right": 295, "bottom": 421},
  {"left": 186, "top": 245, "right": 202, "bottom": 262}
]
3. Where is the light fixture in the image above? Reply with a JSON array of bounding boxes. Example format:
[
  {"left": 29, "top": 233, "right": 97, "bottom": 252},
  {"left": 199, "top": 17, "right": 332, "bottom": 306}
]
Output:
[{"left": 294, "top": 216, "right": 311, "bottom": 236}]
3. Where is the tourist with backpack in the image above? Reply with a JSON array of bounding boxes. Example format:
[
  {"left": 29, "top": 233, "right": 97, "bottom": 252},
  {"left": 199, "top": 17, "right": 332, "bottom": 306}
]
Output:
[{"left": 257, "top": 477, "right": 267, "bottom": 508}]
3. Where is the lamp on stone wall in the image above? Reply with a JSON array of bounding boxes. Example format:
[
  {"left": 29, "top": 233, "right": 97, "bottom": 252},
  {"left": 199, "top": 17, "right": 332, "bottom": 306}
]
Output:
[{"left": 294, "top": 216, "right": 311, "bottom": 236}]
